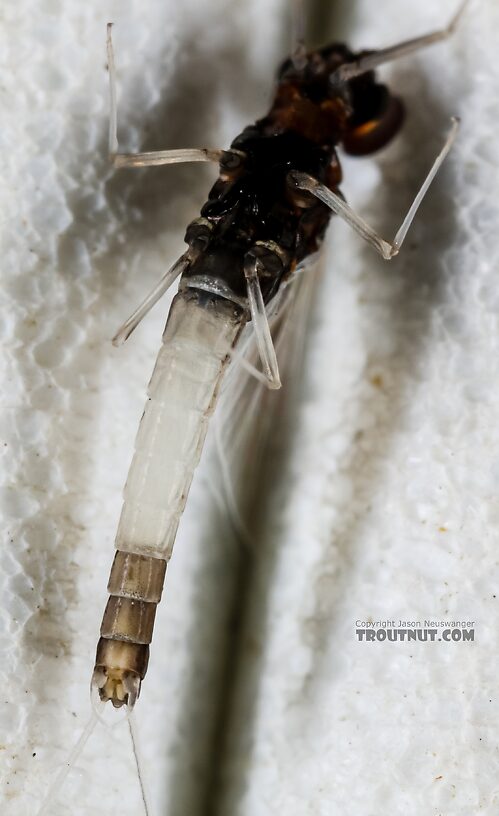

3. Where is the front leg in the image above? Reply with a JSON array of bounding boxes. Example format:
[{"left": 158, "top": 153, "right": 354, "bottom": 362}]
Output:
[{"left": 289, "top": 118, "right": 459, "bottom": 260}]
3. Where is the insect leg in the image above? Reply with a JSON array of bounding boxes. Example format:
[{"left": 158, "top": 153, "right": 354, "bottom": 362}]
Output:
[
  {"left": 290, "top": 117, "right": 459, "bottom": 261},
  {"left": 107, "top": 23, "right": 119, "bottom": 154},
  {"left": 112, "top": 148, "right": 225, "bottom": 169},
  {"left": 229, "top": 345, "right": 273, "bottom": 386},
  {"left": 106, "top": 24, "right": 223, "bottom": 169},
  {"left": 112, "top": 255, "right": 190, "bottom": 346},
  {"left": 333, "top": 0, "right": 469, "bottom": 81},
  {"left": 244, "top": 257, "right": 281, "bottom": 390}
]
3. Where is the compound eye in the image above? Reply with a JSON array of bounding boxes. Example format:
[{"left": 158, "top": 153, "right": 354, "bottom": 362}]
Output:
[{"left": 343, "top": 85, "right": 405, "bottom": 156}]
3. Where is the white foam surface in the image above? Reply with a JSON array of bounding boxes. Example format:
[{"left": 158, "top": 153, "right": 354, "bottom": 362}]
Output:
[{"left": 2, "top": 1, "right": 498, "bottom": 814}]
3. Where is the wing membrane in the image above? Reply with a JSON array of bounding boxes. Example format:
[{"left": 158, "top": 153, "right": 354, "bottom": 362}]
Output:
[{"left": 208, "top": 255, "right": 324, "bottom": 542}]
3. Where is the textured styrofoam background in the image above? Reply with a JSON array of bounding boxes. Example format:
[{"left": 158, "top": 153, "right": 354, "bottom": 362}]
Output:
[{"left": 2, "top": 1, "right": 498, "bottom": 814}]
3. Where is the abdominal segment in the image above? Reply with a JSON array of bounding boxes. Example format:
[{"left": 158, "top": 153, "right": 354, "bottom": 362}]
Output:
[{"left": 93, "top": 289, "right": 245, "bottom": 707}]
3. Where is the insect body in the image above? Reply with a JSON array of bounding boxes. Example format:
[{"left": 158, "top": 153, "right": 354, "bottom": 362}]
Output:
[{"left": 93, "top": 3, "right": 467, "bottom": 710}]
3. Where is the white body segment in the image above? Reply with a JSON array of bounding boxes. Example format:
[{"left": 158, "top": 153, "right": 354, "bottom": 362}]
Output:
[{"left": 116, "top": 289, "right": 244, "bottom": 560}]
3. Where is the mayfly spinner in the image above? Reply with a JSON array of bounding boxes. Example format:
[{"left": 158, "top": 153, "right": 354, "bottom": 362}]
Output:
[
  {"left": 91, "top": 0, "right": 468, "bottom": 712},
  {"left": 34, "top": 4, "right": 471, "bottom": 813}
]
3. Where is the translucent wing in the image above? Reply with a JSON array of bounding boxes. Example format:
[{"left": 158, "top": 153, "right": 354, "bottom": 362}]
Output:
[{"left": 207, "top": 253, "right": 324, "bottom": 543}]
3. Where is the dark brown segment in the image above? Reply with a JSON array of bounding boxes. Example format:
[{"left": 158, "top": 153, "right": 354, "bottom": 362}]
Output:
[
  {"left": 107, "top": 551, "right": 167, "bottom": 603},
  {"left": 94, "top": 640, "right": 149, "bottom": 706},
  {"left": 100, "top": 596, "right": 157, "bottom": 644},
  {"left": 95, "top": 638, "right": 149, "bottom": 680}
]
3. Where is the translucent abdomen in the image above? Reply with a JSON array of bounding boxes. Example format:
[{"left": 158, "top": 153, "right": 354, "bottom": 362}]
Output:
[
  {"left": 117, "top": 289, "right": 244, "bottom": 559},
  {"left": 94, "top": 288, "right": 244, "bottom": 706}
]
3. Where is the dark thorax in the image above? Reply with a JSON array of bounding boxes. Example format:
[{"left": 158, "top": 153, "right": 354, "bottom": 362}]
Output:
[{"left": 181, "top": 42, "right": 404, "bottom": 307}]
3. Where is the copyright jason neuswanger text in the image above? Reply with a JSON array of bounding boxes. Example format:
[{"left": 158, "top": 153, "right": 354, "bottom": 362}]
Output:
[{"left": 355, "top": 619, "right": 475, "bottom": 642}]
